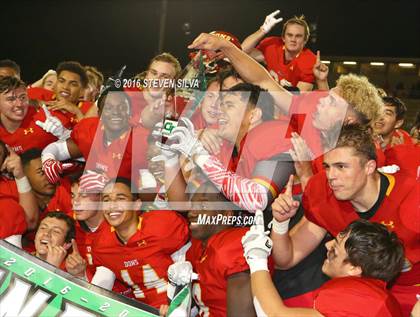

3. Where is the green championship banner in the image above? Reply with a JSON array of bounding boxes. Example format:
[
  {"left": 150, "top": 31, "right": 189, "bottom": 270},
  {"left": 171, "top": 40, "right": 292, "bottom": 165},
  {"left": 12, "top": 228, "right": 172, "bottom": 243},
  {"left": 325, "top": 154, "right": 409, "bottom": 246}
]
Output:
[{"left": 0, "top": 240, "right": 159, "bottom": 317}]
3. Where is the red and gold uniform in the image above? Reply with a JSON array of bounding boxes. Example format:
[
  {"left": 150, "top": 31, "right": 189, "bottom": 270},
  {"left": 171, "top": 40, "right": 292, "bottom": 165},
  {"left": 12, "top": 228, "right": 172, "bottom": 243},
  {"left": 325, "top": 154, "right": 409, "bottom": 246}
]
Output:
[
  {"left": 384, "top": 144, "right": 420, "bottom": 179},
  {"left": 27, "top": 86, "right": 93, "bottom": 126},
  {"left": 0, "top": 107, "right": 71, "bottom": 154},
  {"left": 91, "top": 211, "right": 189, "bottom": 308},
  {"left": 256, "top": 37, "right": 316, "bottom": 86},
  {"left": 0, "top": 197, "right": 27, "bottom": 238},
  {"left": 186, "top": 227, "right": 249, "bottom": 317},
  {"left": 71, "top": 117, "right": 149, "bottom": 179},
  {"left": 303, "top": 171, "right": 420, "bottom": 315},
  {"left": 314, "top": 276, "right": 402, "bottom": 317}
]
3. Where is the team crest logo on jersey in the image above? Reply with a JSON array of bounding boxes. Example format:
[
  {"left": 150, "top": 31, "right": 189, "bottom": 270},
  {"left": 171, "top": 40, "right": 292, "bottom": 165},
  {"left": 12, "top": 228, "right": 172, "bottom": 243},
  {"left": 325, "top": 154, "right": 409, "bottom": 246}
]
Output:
[
  {"left": 137, "top": 240, "right": 147, "bottom": 247},
  {"left": 24, "top": 128, "right": 34, "bottom": 135},
  {"left": 380, "top": 220, "right": 395, "bottom": 229},
  {"left": 112, "top": 152, "right": 122, "bottom": 160}
]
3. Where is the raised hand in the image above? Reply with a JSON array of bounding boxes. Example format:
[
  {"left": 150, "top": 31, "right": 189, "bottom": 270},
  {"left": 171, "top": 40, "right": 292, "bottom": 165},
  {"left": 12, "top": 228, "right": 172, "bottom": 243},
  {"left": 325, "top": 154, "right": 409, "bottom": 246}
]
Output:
[
  {"left": 188, "top": 33, "right": 232, "bottom": 52},
  {"left": 156, "top": 117, "right": 208, "bottom": 160},
  {"left": 313, "top": 50, "right": 329, "bottom": 82},
  {"left": 65, "top": 239, "right": 87, "bottom": 278},
  {"left": 79, "top": 170, "right": 109, "bottom": 193},
  {"left": 198, "top": 128, "right": 223, "bottom": 155},
  {"left": 271, "top": 175, "right": 300, "bottom": 223},
  {"left": 35, "top": 104, "right": 68, "bottom": 139},
  {"left": 42, "top": 158, "right": 74, "bottom": 184},
  {"left": 46, "top": 242, "right": 70, "bottom": 267},
  {"left": 1, "top": 146, "right": 24, "bottom": 179},
  {"left": 241, "top": 210, "right": 273, "bottom": 273},
  {"left": 167, "top": 261, "right": 197, "bottom": 286},
  {"left": 260, "top": 10, "right": 283, "bottom": 34},
  {"left": 289, "top": 132, "right": 314, "bottom": 189}
]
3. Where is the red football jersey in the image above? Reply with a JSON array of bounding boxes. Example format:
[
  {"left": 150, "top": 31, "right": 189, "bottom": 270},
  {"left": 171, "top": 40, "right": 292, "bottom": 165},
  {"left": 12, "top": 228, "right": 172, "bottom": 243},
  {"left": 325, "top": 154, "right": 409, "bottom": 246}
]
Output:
[
  {"left": 0, "top": 106, "right": 71, "bottom": 154},
  {"left": 27, "top": 86, "right": 93, "bottom": 127},
  {"left": 27, "top": 86, "right": 55, "bottom": 101},
  {"left": 186, "top": 228, "right": 250, "bottom": 317},
  {"left": 385, "top": 144, "right": 420, "bottom": 179},
  {"left": 0, "top": 197, "right": 27, "bottom": 238},
  {"left": 384, "top": 129, "right": 413, "bottom": 151},
  {"left": 71, "top": 118, "right": 148, "bottom": 180},
  {"left": 91, "top": 211, "right": 189, "bottom": 308},
  {"left": 303, "top": 171, "right": 420, "bottom": 283},
  {"left": 256, "top": 37, "right": 316, "bottom": 86},
  {"left": 314, "top": 276, "right": 402, "bottom": 317}
]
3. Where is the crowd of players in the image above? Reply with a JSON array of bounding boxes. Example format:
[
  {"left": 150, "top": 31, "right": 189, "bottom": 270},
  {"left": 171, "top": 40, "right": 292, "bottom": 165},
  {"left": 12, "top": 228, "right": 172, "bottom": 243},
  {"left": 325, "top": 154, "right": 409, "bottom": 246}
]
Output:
[{"left": 0, "top": 10, "right": 419, "bottom": 317}]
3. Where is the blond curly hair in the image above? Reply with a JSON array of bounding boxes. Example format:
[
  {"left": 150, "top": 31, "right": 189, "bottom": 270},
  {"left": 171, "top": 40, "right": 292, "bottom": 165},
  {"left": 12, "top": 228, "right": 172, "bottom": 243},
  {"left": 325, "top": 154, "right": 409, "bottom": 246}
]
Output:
[{"left": 336, "top": 74, "right": 383, "bottom": 124}]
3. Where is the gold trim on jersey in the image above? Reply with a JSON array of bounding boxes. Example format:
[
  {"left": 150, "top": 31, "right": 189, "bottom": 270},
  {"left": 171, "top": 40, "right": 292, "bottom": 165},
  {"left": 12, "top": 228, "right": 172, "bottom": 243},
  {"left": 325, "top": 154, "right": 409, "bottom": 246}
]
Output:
[
  {"left": 382, "top": 173, "right": 396, "bottom": 196},
  {"left": 254, "top": 177, "right": 279, "bottom": 198}
]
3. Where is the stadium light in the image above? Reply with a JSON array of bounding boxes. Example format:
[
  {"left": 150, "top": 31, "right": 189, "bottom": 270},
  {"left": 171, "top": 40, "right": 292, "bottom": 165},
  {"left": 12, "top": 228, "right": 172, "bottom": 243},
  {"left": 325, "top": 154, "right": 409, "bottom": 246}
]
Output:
[
  {"left": 343, "top": 61, "right": 357, "bottom": 65},
  {"left": 370, "top": 62, "right": 385, "bottom": 66}
]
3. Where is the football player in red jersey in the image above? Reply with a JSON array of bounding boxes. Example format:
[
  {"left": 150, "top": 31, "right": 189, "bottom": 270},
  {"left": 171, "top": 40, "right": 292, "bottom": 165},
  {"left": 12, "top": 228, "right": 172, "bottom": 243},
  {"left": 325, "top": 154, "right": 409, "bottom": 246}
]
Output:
[
  {"left": 183, "top": 181, "right": 255, "bottom": 317},
  {"left": 242, "top": 215, "right": 404, "bottom": 317},
  {"left": 0, "top": 76, "right": 71, "bottom": 154},
  {"left": 33, "top": 212, "right": 75, "bottom": 268},
  {"left": 89, "top": 177, "right": 189, "bottom": 308},
  {"left": 242, "top": 12, "right": 316, "bottom": 91},
  {"left": 41, "top": 87, "right": 149, "bottom": 186},
  {"left": 183, "top": 32, "right": 383, "bottom": 212},
  {"left": 271, "top": 125, "right": 419, "bottom": 316},
  {"left": 128, "top": 53, "right": 181, "bottom": 129},
  {"left": 373, "top": 96, "right": 412, "bottom": 150},
  {"left": 28, "top": 61, "right": 91, "bottom": 125}
]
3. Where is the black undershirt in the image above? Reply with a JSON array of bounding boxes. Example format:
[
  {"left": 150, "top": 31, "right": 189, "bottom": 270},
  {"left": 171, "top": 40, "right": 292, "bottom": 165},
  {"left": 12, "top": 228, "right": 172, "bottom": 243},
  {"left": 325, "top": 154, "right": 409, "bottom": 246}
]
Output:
[{"left": 357, "top": 173, "right": 389, "bottom": 220}]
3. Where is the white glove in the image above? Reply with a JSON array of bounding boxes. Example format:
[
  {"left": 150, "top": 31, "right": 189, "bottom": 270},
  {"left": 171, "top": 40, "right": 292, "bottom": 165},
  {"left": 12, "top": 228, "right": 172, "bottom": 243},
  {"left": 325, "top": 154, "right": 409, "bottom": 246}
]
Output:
[
  {"left": 139, "top": 169, "right": 157, "bottom": 189},
  {"left": 35, "top": 105, "right": 70, "bottom": 140},
  {"left": 151, "top": 122, "right": 179, "bottom": 167},
  {"left": 156, "top": 117, "right": 208, "bottom": 160},
  {"left": 168, "top": 261, "right": 198, "bottom": 286},
  {"left": 260, "top": 10, "right": 283, "bottom": 34},
  {"left": 241, "top": 210, "right": 273, "bottom": 273}
]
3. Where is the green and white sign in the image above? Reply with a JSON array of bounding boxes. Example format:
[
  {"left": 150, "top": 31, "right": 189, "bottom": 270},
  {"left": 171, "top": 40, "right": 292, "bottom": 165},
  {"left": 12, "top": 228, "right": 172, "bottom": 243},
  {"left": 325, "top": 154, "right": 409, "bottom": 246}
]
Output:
[{"left": 0, "top": 240, "right": 159, "bottom": 317}]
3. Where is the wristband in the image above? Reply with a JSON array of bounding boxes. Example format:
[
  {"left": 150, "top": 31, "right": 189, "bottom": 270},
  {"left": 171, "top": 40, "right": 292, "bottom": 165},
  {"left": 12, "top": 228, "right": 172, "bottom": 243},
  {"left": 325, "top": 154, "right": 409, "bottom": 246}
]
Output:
[
  {"left": 271, "top": 218, "right": 290, "bottom": 235},
  {"left": 16, "top": 176, "right": 32, "bottom": 193},
  {"left": 248, "top": 258, "right": 269, "bottom": 274}
]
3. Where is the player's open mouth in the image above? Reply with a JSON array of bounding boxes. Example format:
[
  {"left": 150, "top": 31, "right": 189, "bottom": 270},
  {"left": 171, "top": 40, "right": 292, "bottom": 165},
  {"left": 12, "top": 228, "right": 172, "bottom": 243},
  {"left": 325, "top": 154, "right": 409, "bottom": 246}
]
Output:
[
  {"left": 107, "top": 211, "right": 124, "bottom": 219},
  {"left": 12, "top": 108, "right": 24, "bottom": 116},
  {"left": 59, "top": 91, "right": 70, "bottom": 98},
  {"left": 40, "top": 239, "right": 49, "bottom": 245},
  {"left": 218, "top": 118, "right": 228, "bottom": 125},
  {"left": 207, "top": 110, "right": 219, "bottom": 118}
]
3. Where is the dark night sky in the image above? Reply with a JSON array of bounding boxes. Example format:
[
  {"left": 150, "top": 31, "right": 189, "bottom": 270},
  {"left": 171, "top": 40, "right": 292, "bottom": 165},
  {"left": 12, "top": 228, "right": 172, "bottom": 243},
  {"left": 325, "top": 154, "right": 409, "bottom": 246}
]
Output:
[{"left": 2, "top": 0, "right": 420, "bottom": 82}]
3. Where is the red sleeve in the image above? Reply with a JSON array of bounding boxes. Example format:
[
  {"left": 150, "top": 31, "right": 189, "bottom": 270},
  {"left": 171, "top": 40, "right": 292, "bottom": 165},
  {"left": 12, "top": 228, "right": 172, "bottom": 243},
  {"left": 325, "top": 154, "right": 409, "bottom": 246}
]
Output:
[
  {"left": 0, "top": 198, "right": 27, "bottom": 238},
  {"left": 256, "top": 37, "right": 282, "bottom": 53},
  {"left": 71, "top": 118, "right": 99, "bottom": 158},
  {"left": 385, "top": 144, "right": 420, "bottom": 178},
  {"left": 143, "top": 211, "right": 190, "bottom": 254},
  {"left": 27, "top": 87, "right": 55, "bottom": 101},
  {"left": 314, "top": 278, "right": 401, "bottom": 317},
  {"left": 0, "top": 178, "right": 19, "bottom": 200}
]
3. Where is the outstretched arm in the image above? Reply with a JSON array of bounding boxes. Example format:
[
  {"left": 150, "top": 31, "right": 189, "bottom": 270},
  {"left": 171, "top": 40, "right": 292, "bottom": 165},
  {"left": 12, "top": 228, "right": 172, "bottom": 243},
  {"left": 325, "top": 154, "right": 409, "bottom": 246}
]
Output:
[{"left": 189, "top": 33, "right": 293, "bottom": 115}]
